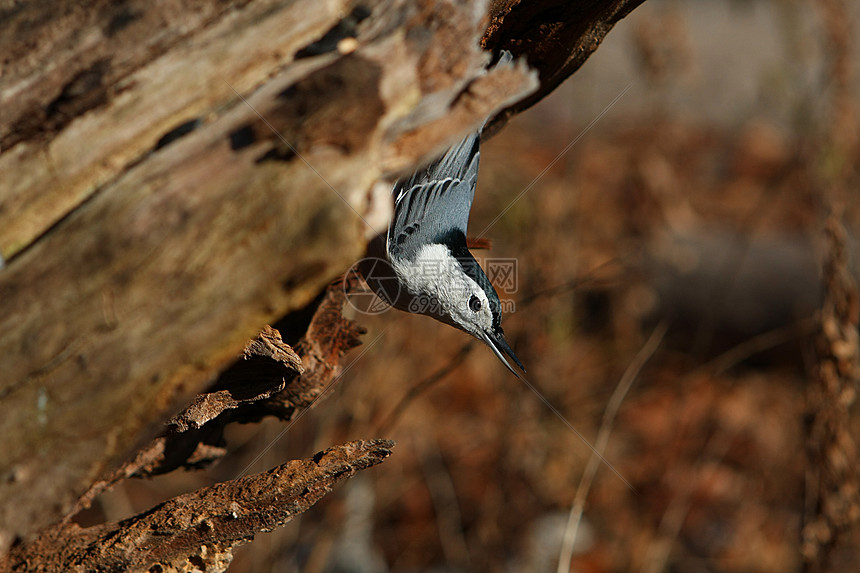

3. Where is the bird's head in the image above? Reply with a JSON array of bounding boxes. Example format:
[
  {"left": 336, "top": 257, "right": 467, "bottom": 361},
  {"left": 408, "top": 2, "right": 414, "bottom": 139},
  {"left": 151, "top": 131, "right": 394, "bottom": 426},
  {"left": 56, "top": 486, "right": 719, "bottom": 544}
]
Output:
[{"left": 391, "top": 235, "right": 525, "bottom": 376}]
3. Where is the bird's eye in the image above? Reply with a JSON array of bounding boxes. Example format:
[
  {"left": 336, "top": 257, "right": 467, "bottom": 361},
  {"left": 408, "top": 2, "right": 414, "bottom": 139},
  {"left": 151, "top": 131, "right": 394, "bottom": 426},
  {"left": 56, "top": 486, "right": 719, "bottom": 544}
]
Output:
[{"left": 469, "top": 295, "right": 482, "bottom": 312}]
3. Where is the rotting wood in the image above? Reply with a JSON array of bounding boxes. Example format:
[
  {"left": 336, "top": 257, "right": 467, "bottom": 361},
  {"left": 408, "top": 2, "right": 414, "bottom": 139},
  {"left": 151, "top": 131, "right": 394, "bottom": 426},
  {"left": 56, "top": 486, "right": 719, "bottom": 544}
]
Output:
[
  {"left": 484, "top": 0, "right": 646, "bottom": 133},
  {"left": 0, "top": 0, "right": 536, "bottom": 548},
  {"left": 2, "top": 440, "right": 395, "bottom": 573},
  {"left": 69, "top": 284, "right": 363, "bottom": 518},
  {"left": 0, "top": 0, "right": 645, "bottom": 561}
]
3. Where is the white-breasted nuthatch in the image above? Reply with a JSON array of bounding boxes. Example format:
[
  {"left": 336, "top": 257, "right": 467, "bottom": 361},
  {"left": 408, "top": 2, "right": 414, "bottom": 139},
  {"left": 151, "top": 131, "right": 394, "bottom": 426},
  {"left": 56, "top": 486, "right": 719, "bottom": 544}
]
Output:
[{"left": 361, "top": 56, "right": 525, "bottom": 375}]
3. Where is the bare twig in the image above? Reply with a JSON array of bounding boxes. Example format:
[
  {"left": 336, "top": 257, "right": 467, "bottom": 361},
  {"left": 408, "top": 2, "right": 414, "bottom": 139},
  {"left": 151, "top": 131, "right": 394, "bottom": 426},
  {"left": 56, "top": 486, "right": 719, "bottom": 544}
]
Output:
[
  {"left": 703, "top": 315, "right": 818, "bottom": 376},
  {"left": 640, "top": 431, "right": 733, "bottom": 573},
  {"left": 417, "top": 433, "right": 473, "bottom": 570},
  {"left": 375, "top": 342, "right": 476, "bottom": 435},
  {"left": 518, "top": 254, "right": 632, "bottom": 307},
  {"left": 557, "top": 322, "right": 667, "bottom": 573}
]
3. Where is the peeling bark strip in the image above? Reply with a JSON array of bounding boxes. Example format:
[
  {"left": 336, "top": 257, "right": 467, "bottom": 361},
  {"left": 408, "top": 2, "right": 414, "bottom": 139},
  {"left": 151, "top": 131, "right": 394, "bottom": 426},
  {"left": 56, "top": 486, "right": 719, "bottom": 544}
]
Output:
[
  {"left": 167, "top": 325, "right": 303, "bottom": 433},
  {"left": 71, "top": 290, "right": 363, "bottom": 517},
  {"left": 2, "top": 440, "right": 395, "bottom": 573},
  {"left": 290, "top": 281, "right": 367, "bottom": 406}
]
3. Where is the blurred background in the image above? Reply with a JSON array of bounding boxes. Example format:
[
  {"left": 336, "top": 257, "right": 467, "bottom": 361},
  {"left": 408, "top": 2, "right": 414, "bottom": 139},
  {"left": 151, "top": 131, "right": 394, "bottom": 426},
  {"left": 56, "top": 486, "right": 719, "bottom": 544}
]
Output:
[{"left": 81, "top": 0, "right": 860, "bottom": 571}]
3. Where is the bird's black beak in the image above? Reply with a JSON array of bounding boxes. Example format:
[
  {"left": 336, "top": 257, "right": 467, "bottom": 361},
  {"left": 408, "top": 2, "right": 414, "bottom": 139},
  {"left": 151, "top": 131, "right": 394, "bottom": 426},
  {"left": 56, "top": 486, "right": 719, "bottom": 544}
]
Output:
[{"left": 480, "top": 328, "right": 526, "bottom": 378}]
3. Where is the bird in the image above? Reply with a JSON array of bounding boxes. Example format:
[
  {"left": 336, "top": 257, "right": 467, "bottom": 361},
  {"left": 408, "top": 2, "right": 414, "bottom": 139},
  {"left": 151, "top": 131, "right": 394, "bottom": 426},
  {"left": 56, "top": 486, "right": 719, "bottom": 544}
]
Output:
[{"left": 360, "top": 58, "right": 525, "bottom": 376}]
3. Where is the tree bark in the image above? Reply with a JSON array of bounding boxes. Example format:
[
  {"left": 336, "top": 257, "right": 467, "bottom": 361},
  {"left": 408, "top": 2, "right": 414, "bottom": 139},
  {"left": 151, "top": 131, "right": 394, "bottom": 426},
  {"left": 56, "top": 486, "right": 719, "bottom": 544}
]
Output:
[
  {"left": 3, "top": 439, "right": 395, "bottom": 573},
  {"left": 0, "top": 0, "right": 644, "bottom": 565}
]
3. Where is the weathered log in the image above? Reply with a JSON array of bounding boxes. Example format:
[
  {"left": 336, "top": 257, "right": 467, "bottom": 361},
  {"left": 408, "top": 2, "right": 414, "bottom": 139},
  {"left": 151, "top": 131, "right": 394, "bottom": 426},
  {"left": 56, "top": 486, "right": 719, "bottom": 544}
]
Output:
[
  {"left": 0, "top": 0, "right": 534, "bottom": 548},
  {"left": 68, "top": 281, "right": 365, "bottom": 518},
  {"left": 0, "top": 0, "right": 644, "bottom": 558}
]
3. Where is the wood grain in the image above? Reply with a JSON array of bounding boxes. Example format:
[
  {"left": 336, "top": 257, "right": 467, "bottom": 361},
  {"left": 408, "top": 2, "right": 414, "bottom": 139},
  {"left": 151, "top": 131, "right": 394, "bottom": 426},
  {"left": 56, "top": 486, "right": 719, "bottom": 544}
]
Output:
[
  {"left": 0, "top": 0, "right": 537, "bottom": 550},
  {"left": 0, "top": 0, "right": 644, "bottom": 560}
]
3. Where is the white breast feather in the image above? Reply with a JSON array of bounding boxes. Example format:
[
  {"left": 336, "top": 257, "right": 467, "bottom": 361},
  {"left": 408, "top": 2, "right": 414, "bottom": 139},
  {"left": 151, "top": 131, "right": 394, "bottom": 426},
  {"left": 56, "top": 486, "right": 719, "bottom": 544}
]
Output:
[{"left": 391, "top": 244, "right": 481, "bottom": 332}]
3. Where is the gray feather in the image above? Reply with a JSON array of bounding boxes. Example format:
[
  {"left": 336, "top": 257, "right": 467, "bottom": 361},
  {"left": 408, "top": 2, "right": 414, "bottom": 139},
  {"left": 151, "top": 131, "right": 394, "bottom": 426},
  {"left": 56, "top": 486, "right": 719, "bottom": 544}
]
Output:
[{"left": 387, "top": 133, "right": 480, "bottom": 260}]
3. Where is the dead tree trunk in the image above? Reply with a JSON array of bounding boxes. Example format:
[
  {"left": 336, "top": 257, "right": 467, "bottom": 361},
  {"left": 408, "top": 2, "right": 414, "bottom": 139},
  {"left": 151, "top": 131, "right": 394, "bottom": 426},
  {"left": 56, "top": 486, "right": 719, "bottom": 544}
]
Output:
[{"left": 0, "top": 0, "right": 644, "bottom": 569}]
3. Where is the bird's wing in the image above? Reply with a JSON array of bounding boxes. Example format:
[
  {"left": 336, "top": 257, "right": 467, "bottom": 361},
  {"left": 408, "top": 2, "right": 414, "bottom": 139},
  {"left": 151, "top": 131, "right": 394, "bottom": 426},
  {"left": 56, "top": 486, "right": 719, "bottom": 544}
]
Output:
[{"left": 388, "top": 132, "right": 480, "bottom": 260}]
